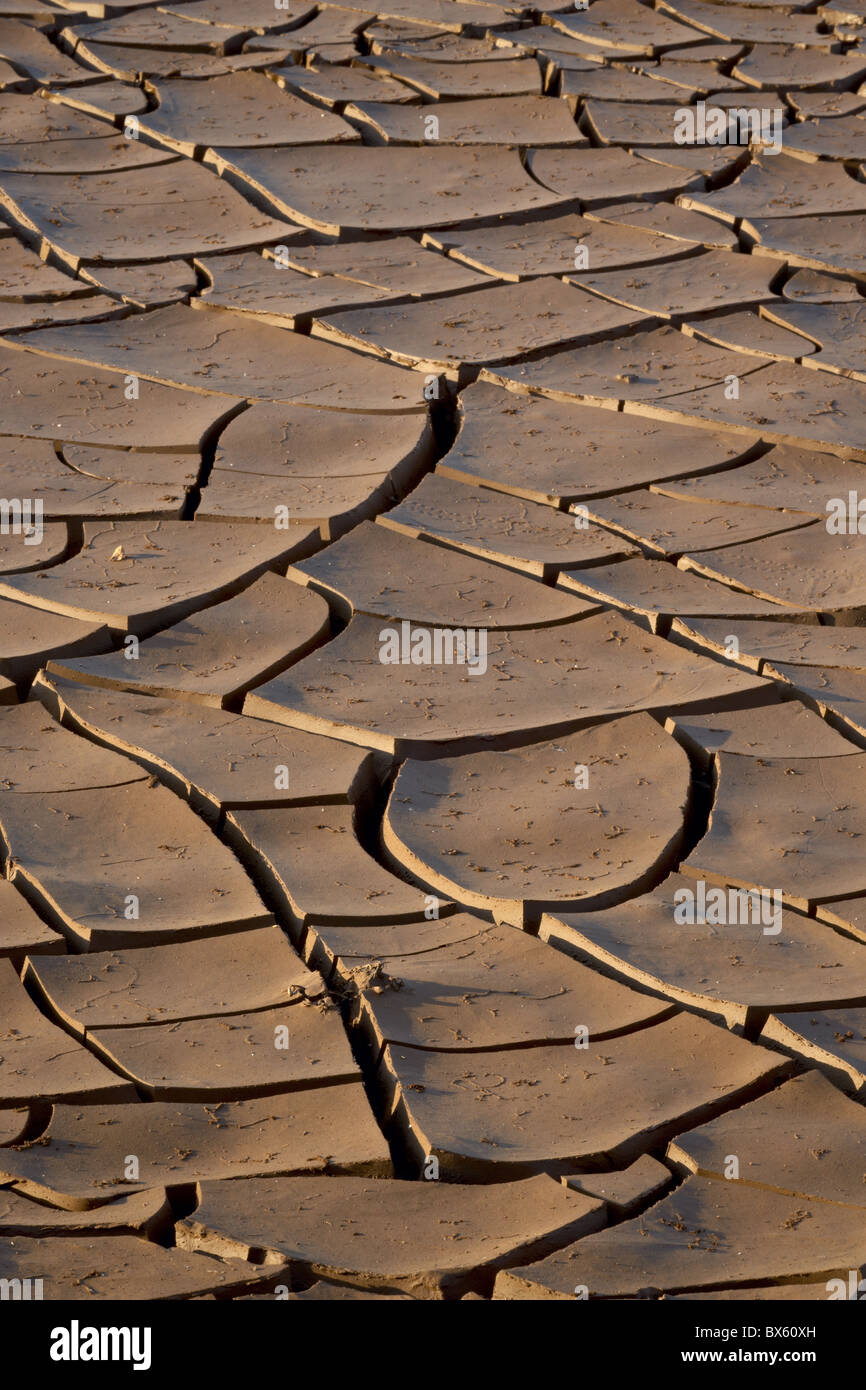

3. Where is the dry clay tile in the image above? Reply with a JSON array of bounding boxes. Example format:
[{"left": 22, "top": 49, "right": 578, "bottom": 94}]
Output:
[
  {"left": 64, "top": 11, "right": 249, "bottom": 50},
  {"left": 288, "top": 520, "right": 593, "bottom": 628},
  {"left": 682, "top": 749, "right": 866, "bottom": 911},
  {"left": 0, "top": 877, "right": 62, "bottom": 962},
  {"left": 303, "top": 912, "right": 483, "bottom": 978},
  {"left": 764, "top": 662, "right": 866, "bottom": 743},
  {"left": 379, "top": 1012, "right": 787, "bottom": 1178},
  {"left": 271, "top": 235, "right": 490, "bottom": 299},
  {"left": 635, "top": 356, "right": 866, "bottom": 458},
  {"left": 491, "top": 20, "right": 614, "bottom": 55},
  {"left": 745, "top": 211, "right": 866, "bottom": 280},
  {"left": 680, "top": 152, "right": 866, "bottom": 224},
  {"left": 0, "top": 522, "right": 68, "bottom": 574},
  {"left": 252, "top": 4, "right": 453, "bottom": 39},
  {"left": 0, "top": 236, "right": 98, "bottom": 300},
  {"left": 657, "top": 0, "right": 827, "bottom": 45},
  {"left": 377, "top": 473, "right": 636, "bottom": 578},
  {"left": 214, "top": 398, "right": 433, "bottom": 486},
  {"left": 585, "top": 197, "right": 738, "bottom": 250},
  {"left": 0, "top": 161, "right": 296, "bottom": 270},
  {"left": 38, "top": 80, "right": 151, "bottom": 121},
  {"left": 0, "top": 342, "right": 242, "bottom": 448},
  {"left": 62, "top": 443, "right": 200, "bottom": 488},
  {"left": 0, "top": 18, "right": 105, "bottom": 84},
  {"left": 270, "top": 61, "right": 418, "bottom": 109},
  {"left": 195, "top": 251, "right": 398, "bottom": 329},
  {"left": 34, "top": 675, "right": 374, "bottom": 816},
  {"left": 563, "top": 1156, "right": 672, "bottom": 1216},
  {"left": 0, "top": 99, "right": 175, "bottom": 176},
  {"left": 245, "top": 609, "right": 770, "bottom": 758},
  {"left": 0, "top": 1187, "right": 171, "bottom": 1238},
  {"left": 535, "top": 52, "right": 626, "bottom": 80},
  {"left": 629, "top": 54, "right": 746, "bottom": 90},
  {"left": 0, "top": 1088, "right": 390, "bottom": 1209},
  {"left": 680, "top": 527, "right": 866, "bottom": 621},
  {"left": 734, "top": 44, "right": 866, "bottom": 90},
  {"left": 526, "top": 146, "right": 704, "bottom": 203},
  {"left": 634, "top": 145, "right": 746, "bottom": 178},
  {"left": 681, "top": 308, "right": 821, "bottom": 361},
  {"left": 763, "top": 299, "right": 866, "bottom": 379},
  {"left": 0, "top": 453, "right": 190, "bottom": 523},
  {"left": 0, "top": 1233, "right": 287, "bottom": 1300},
  {"left": 559, "top": 66, "right": 697, "bottom": 107},
  {"left": 669, "top": 1069, "right": 866, "bottom": 1207},
  {"left": 367, "top": 31, "right": 512, "bottom": 63},
  {"left": 579, "top": 99, "right": 692, "bottom": 146},
  {"left": 779, "top": 113, "right": 866, "bottom": 162},
  {"left": 568, "top": 248, "right": 779, "bottom": 321},
  {"left": 46, "top": 571, "right": 329, "bottom": 706},
  {"left": 541, "top": 871, "right": 866, "bottom": 1030},
  {"left": 557, "top": 556, "right": 806, "bottom": 633},
  {"left": 788, "top": 90, "right": 866, "bottom": 119},
  {"left": 15, "top": 303, "right": 424, "bottom": 411},
  {"left": 78, "top": 258, "right": 198, "bottom": 309},
  {"left": 26, "top": 924, "right": 321, "bottom": 1033},
  {"left": 140, "top": 71, "right": 358, "bottom": 157},
  {"left": 484, "top": 323, "right": 765, "bottom": 407},
  {"left": 0, "top": 960, "right": 136, "bottom": 1107},
  {"left": 1, "top": 778, "right": 271, "bottom": 950},
  {"left": 652, "top": 443, "right": 866, "bottom": 517},
  {"left": 364, "top": 14, "right": 514, "bottom": 52},
  {"left": 196, "top": 398, "right": 432, "bottom": 529},
  {"left": 344, "top": 921, "right": 671, "bottom": 1052},
  {"left": 357, "top": 52, "right": 542, "bottom": 98},
  {"left": 197, "top": 468, "right": 413, "bottom": 535},
  {"left": 550, "top": 0, "right": 706, "bottom": 56},
  {"left": 178, "top": 1173, "right": 604, "bottom": 1299},
  {"left": 345, "top": 94, "right": 585, "bottom": 146},
  {"left": 670, "top": 616, "right": 866, "bottom": 673},
  {"left": 0, "top": 55, "right": 24, "bottom": 90},
  {"left": 666, "top": 701, "right": 856, "bottom": 766},
  {"left": 0, "top": 294, "right": 135, "bottom": 336},
  {"left": 340, "top": 1, "right": 517, "bottom": 33},
  {"left": 65, "top": 40, "right": 284, "bottom": 82},
  {"left": 87, "top": 998, "right": 359, "bottom": 1101},
  {"left": 437, "top": 380, "right": 757, "bottom": 507},
  {"left": 0, "top": 520, "right": 319, "bottom": 636},
  {"left": 206, "top": 145, "right": 566, "bottom": 237},
  {"left": 763, "top": 1007, "right": 866, "bottom": 1092},
  {"left": 0, "top": 698, "right": 146, "bottom": 792},
  {"left": 225, "top": 802, "right": 438, "bottom": 937},
  {"left": 494, "top": 1175, "right": 866, "bottom": 1299},
  {"left": 422, "top": 211, "right": 699, "bottom": 282},
  {"left": 573, "top": 489, "right": 812, "bottom": 558},
  {"left": 383, "top": 714, "right": 690, "bottom": 923},
  {"left": 782, "top": 269, "right": 861, "bottom": 304},
  {"left": 316, "top": 278, "right": 644, "bottom": 383},
  {"left": 156, "top": 0, "right": 318, "bottom": 31},
  {"left": 0, "top": 1104, "right": 27, "bottom": 1145}
]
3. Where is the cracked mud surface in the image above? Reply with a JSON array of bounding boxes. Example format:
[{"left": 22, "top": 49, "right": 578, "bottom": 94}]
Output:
[{"left": 1, "top": 0, "right": 866, "bottom": 1307}]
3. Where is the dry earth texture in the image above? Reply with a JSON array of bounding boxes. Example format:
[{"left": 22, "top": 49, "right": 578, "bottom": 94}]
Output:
[{"left": 0, "top": 0, "right": 865, "bottom": 1305}]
